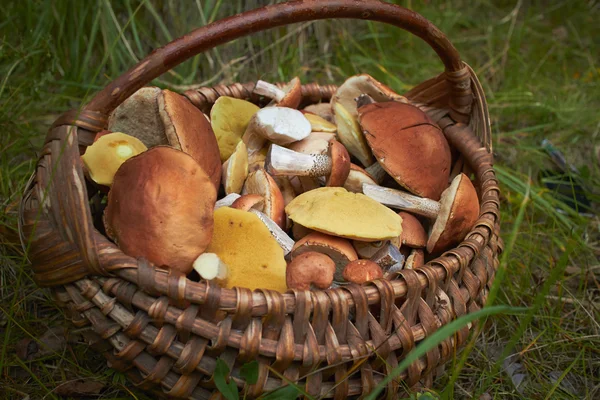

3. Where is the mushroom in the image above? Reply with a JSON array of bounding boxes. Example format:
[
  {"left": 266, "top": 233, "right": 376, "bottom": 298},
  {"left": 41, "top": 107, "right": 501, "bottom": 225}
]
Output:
[
  {"left": 342, "top": 259, "right": 383, "bottom": 284},
  {"left": 210, "top": 96, "right": 260, "bottom": 162},
  {"left": 291, "top": 232, "right": 358, "bottom": 281},
  {"left": 242, "top": 106, "right": 311, "bottom": 167},
  {"left": 302, "top": 103, "right": 335, "bottom": 123},
  {"left": 365, "top": 162, "right": 388, "bottom": 185},
  {"left": 193, "top": 253, "right": 228, "bottom": 286},
  {"left": 287, "top": 132, "right": 335, "bottom": 155},
  {"left": 265, "top": 140, "right": 351, "bottom": 187},
  {"left": 404, "top": 248, "right": 425, "bottom": 269},
  {"left": 303, "top": 113, "right": 337, "bottom": 133},
  {"left": 286, "top": 252, "right": 336, "bottom": 290},
  {"left": 206, "top": 207, "right": 287, "bottom": 292},
  {"left": 242, "top": 169, "right": 285, "bottom": 229},
  {"left": 292, "top": 223, "right": 313, "bottom": 241},
  {"left": 344, "top": 163, "right": 377, "bottom": 193},
  {"left": 104, "top": 146, "right": 217, "bottom": 274},
  {"left": 369, "top": 242, "right": 403, "bottom": 270},
  {"left": 247, "top": 145, "right": 269, "bottom": 172},
  {"left": 357, "top": 99, "right": 452, "bottom": 201},
  {"left": 248, "top": 209, "right": 295, "bottom": 256},
  {"left": 273, "top": 176, "right": 296, "bottom": 230},
  {"left": 285, "top": 187, "right": 403, "bottom": 242},
  {"left": 253, "top": 77, "right": 302, "bottom": 109},
  {"left": 397, "top": 211, "right": 427, "bottom": 249},
  {"left": 81, "top": 132, "right": 147, "bottom": 187},
  {"left": 221, "top": 140, "right": 249, "bottom": 195},
  {"left": 363, "top": 173, "right": 479, "bottom": 254},
  {"left": 333, "top": 101, "right": 373, "bottom": 167},
  {"left": 158, "top": 89, "right": 222, "bottom": 191},
  {"left": 352, "top": 240, "right": 387, "bottom": 259},
  {"left": 215, "top": 193, "right": 242, "bottom": 210}
]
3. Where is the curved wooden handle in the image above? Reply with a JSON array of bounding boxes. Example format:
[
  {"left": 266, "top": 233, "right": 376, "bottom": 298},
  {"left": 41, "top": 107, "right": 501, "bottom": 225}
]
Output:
[{"left": 84, "top": 0, "right": 463, "bottom": 118}]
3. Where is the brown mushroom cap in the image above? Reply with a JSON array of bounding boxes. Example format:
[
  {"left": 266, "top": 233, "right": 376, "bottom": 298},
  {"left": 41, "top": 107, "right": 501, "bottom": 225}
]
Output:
[
  {"left": 358, "top": 101, "right": 452, "bottom": 201},
  {"left": 242, "top": 169, "right": 285, "bottom": 229},
  {"left": 104, "top": 146, "right": 216, "bottom": 274},
  {"left": 286, "top": 251, "right": 336, "bottom": 290},
  {"left": 344, "top": 163, "right": 377, "bottom": 193},
  {"left": 292, "top": 222, "right": 314, "bottom": 241},
  {"left": 326, "top": 140, "right": 351, "bottom": 187},
  {"left": 291, "top": 232, "right": 358, "bottom": 281},
  {"left": 427, "top": 173, "right": 479, "bottom": 254},
  {"left": 158, "top": 89, "right": 222, "bottom": 191},
  {"left": 231, "top": 194, "right": 264, "bottom": 211},
  {"left": 275, "top": 77, "right": 302, "bottom": 109},
  {"left": 398, "top": 212, "right": 427, "bottom": 248},
  {"left": 342, "top": 259, "right": 383, "bottom": 284},
  {"left": 403, "top": 248, "right": 425, "bottom": 269}
]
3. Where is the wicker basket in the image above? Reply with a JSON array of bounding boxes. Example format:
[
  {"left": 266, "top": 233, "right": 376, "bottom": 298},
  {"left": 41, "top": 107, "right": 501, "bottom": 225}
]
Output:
[{"left": 18, "top": 1, "right": 502, "bottom": 398}]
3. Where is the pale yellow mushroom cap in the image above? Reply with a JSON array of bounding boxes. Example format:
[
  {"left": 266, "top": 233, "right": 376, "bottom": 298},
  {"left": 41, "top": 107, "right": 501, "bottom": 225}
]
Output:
[{"left": 210, "top": 96, "right": 260, "bottom": 162}]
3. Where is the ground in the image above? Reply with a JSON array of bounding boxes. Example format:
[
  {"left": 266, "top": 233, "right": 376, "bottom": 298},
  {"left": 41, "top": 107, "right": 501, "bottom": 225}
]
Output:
[{"left": 1, "top": 1, "right": 599, "bottom": 399}]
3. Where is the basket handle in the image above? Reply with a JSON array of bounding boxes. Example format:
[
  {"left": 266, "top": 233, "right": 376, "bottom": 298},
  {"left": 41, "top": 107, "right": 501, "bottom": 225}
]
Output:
[{"left": 79, "top": 0, "right": 467, "bottom": 127}]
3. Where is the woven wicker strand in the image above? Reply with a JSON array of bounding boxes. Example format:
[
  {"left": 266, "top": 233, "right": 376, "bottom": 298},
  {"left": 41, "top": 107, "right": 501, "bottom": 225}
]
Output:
[{"left": 18, "top": 1, "right": 502, "bottom": 398}]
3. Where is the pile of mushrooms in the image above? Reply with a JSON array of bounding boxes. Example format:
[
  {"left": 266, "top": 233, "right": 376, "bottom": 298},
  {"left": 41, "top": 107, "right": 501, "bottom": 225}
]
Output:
[{"left": 81, "top": 74, "right": 480, "bottom": 293}]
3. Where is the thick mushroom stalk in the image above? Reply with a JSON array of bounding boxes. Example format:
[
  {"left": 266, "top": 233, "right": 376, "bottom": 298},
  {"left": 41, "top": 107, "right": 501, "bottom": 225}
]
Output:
[
  {"left": 193, "top": 253, "right": 229, "bottom": 285},
  {"left": 266, "top": 140, "right": 350, "bottom": 187},
  {"left": 362, "top": 183, "right": 441, "bottom": 219},
  {"left": 254, "top": 77, "right": 302, "bottom": 109}
]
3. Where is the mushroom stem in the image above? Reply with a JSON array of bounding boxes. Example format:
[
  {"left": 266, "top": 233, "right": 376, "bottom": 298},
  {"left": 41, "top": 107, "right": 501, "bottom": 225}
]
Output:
[
  {"left": 266, "top": 144, "right": 332, "bottom": 177},
  {"left": 365, "top": 162, "right": 387, "bottom": 184},
  {"left": 193, "top": 253, "right": 229, "bottom": 283},
  {"left": 254, "top": 80, "right": 286, "bottom": 102},
  {"left": 215, "top": 193, "right": 241, "bottom": 210},
  {"left": 362, "top": 183, "right": 440, "bottom": 219}
]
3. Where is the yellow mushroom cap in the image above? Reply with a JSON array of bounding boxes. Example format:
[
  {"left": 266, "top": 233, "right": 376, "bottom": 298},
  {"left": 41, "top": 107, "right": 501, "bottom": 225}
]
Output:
[
  {"left": 206, "top": 207, "right": 287, "bottom": 292},
  {"left": 222, "top": 140, "right": 249, "bottom": 195},
  {"left": 81, "top": 132, "right": 147, "bottom": 186},
  {"left": 210, "top": 96, "right": 260, "bottom": 162},
  {"left": 303, "top": 113, "right": 337, "bottom": 133},
  {"left": 285, "top": 187, "right": 403, "bottom": 242}
]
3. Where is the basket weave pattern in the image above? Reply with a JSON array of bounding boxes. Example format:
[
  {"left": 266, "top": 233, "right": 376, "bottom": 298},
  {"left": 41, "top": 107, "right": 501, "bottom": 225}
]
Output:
[{"left": 19, "top": 1, "right": 502, "bottom": 398}]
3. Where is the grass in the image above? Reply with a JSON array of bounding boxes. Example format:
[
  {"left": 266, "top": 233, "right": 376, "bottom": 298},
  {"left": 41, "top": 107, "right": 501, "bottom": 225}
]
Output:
[{"left": 1, "top": 0, "right": 599, "bottom": 398}]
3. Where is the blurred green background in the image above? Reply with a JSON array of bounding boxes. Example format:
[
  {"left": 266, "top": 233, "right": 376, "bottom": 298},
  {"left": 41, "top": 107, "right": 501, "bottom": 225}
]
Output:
[{"left": 1, "top": 1, "right": 599, "bottom": 399}]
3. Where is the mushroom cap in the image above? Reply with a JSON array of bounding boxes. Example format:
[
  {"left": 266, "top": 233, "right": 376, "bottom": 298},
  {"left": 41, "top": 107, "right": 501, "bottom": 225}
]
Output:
[
  {"left": 231, "top": 194, "right": 264, "bottom": 211},
  {"left": 291, "top": 232, "right": 358, "bottom": 281},
  {"left": 303, "top": 113, "right": 337, "bottom": 133},
  {"left": 285, "top": 187, "right": 403, "bottom": 241},
  {"left": 342, "top": 259, "right": 383, "bottom": 284},
  {"left": 302, "top": 103, "right": 335, "bottom": 123},
  {"left": 107, "top": 87, "right": 168, "bottom": 148},
  {"left": 159, "top": 89, "right": 222, "bottom": 191},
  {"left": 274, "top": 77, "right": 302, "bottom": 109},
  {"left": 104, "top": 146, "right": 216, "bottom": 274},
  {"left": 333, "top": 101, "right": 373, "bottom": 167},
  {"left": 207, "top": 207, "right": 287, "bottom": 292},
  {"left": 343, "top": 163, "right": 377, "bottom": 193},
  {"left": 398, "top": 211, "right": 427, "bottom": 248},
  {"left": 326, "top": 140, "right": 351, "bottom": 187},
  {"left": 405, "top": 248, "right": 425, "bottom": 269},
  {"left": 222, "top": 140, "right": 249, "bottom": 195},
  {"left": 210, "top": 96, "right": 260, "bottom": 162},
  {"left": 286, "top": 251, "right": 336, "bottom": 291},
  {"left": 427, "top": 173, "right": 479, "bottom": 254},
  {"left": 242, "top": 169, "right": 285, "bottom": 229},
  {"left": 81, "top": 132, "right": 147, "bottom": 187},
  {"left": 287, "top": 132, "right": 335, "bottom": 155},
  {"left": 358, "top": 101, "right": 452, "bottom": 201}
]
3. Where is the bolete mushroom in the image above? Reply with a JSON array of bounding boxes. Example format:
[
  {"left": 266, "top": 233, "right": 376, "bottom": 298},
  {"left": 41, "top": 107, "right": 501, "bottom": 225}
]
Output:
[
  {"left": 333, "top": 101, "right": 373, "bottom": 167},
  {"left": 397, "top": 211, "right": 427, "bottom": 249},
  {"left": 104, "top": 146, "right": 216, "bottom": 274},
  {"left": 403, "top": 248, "right": 425, "bottom": 270},
  {"left": 81, "top": 132, "right": 147, "bottom": 187},
  {"left": 206, "top": 207, "right": 287, "bottom": 292},
  {"left": 303, "top": 113, "right": 337, "bottom": 133},
  {"left": 302, "top": 103, "right": 335, "bottom": 123},
  {"left": 357, "top": 99, "right": 451, "bottom": 201},
  {"left": 231, "top": 194, "right": 264, "bottom": 211},
  {"left": 265, "top": 140, "right": 351, "bottom": 187},
  {"left": 193, "top": 253, "right": 228, "bottom": 286},
  {"left": 342, "top": 259, "right": 383, "bottom": 284},
  {"left": 344, "top": 163, "right": 377, "bottom": 193},
  {"left": 287, "top": 132, "right": 335, "bottom": 155},
  {"left": 215, "top": 193, "right": 242, "bottom": 210},
  {"left": 291, "top": 232, "right": 358, "bottom": 281},
  {"left": 210, "top": 96, "right": 260, "bottom": 162},
  {"left": 286, "top": 251, "right": 336, "bottom": 290},
  {"left": 253, "top": 77, "right": 302, "bottom": 109},
  {"left": 242, "top": 169, "right": 285, "bottom": 229},
  {"left": 363, "top": 173, "right": 479, "bottom": 254},
  {"left": 221, "top": 140, "right": 248, "bottom": 195},
  {"left": 285, "top": 187, "right": 403, "bottom": 242},
  {"left": 352, "top": 240, "right": 387, "bottom": 259}
]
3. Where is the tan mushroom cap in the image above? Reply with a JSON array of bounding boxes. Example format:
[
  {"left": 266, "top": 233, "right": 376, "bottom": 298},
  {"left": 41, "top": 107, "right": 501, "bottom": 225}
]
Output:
[
  {"left": 242, "top": 169, "right": 285, "bottom": 229},
  {"left": 231, "top": 194, "right": 264, "bottom": 211},
  {"left": 207, "top": 207, "right": 287, "bottom": 292},
  {"left": 398, "top": 212, "right": 427, "bottom": 248},
  {"left": 427, "top": 173, "right": 479, "bottom": 254},
  {"left": 291, "top": 232, "right": 358, "bottom": 281},
  {"left": 358, "top": 101, "right": 452, "bottom": 201},
  {"left": 210, "top": 96, "right": 260, "bottom": 162},
  {"left": 344, "top": 163, "right": 377, "bottom": 193},
  {"left": 342, "top": 259, "right": 383, "bottom": 284},
  {"left": 286, "top": 251, "right": 336, "bottom": 291},
  {"left": 326, "top": 140, "right": 351, "bottom": 187},
  {"left": 302, "top": 103, "right": 335, "bottom": 123},
  {"left": 274, "top": 77, "right": 302, "bottom": 109},
  {"left": 286, "top": 187, "right": 403, "bottom": 241},
  {"left": 159, "top": 89, "right": 222, "bottom": 191},
  {"left": 402, "top": 248, "right": 425, "bottom": 269},
  {"left": 222, "top": 140, "right": 248, "bottom": 195},
  {"left": 104, "top": 146, "right": 216, "bottom": 274}
]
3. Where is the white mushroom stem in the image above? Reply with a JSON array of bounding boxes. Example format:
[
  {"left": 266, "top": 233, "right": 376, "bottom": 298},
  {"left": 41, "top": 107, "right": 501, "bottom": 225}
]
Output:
[
  {"left": 248, "top": 209, "right": 295, "bottom": 255},
  {"left": 365, "top": 162, "right": 387, "bottom": 184},
  {"left": 215, "top": 193, "right": 241, "bottom": 209},
  {"left": 193, "top": 253, "right": 228, "bottom": 282},
  {"left": 362, "top": 183, "right": 440, "bottom": 219},
  {"left": 265, "top": 144, "right": 332, "bottom": 177},
  {"left": 253, "top": 80, "right": 286, "bottom": 102}
]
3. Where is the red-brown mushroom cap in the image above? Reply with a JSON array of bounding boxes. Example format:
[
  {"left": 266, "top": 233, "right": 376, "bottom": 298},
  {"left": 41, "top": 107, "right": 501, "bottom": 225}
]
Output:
[
  {"left": 342, "top": 259, "right": 383, "bottom": 284},
  {"left": 158, "top": 89, "right": 222, "bottom": 191},
  {"left": 286, "top": 251, "right": 336, "bottom": 290},
  {"left": 231, "top": 194, "right": 264, "bottom": 211},
  {"left": 357, "top": 101, "right": 452, "bottom": 201},
  {"left": 104, "top": 146, "right": 217, "bottom": 274},
  {"left": 404, "top": 248, "right": 425, "bottom": 269},
  {"left": 276, "top": 77, "right": 302, "bottom": 109},
  {"left": 398, "top": 212, "right": 427, "bottom": 248},
  {"left": 326, "top": 140, "right": 351, "bottom": 187},
  {"left": 242, "top": 169, "right": 285, "bottom": 229},
  {"left": 344, "top": 163, "right": 378, "bottom": 193},
  {"left": 427, "top": 173, "right": 480, "bottom": 254}
]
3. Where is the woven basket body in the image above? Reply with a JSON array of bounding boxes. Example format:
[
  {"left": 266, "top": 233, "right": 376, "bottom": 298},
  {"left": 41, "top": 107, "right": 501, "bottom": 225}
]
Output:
[{"left": 19, "top": 1, "right": 502, "bottom": 398}]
